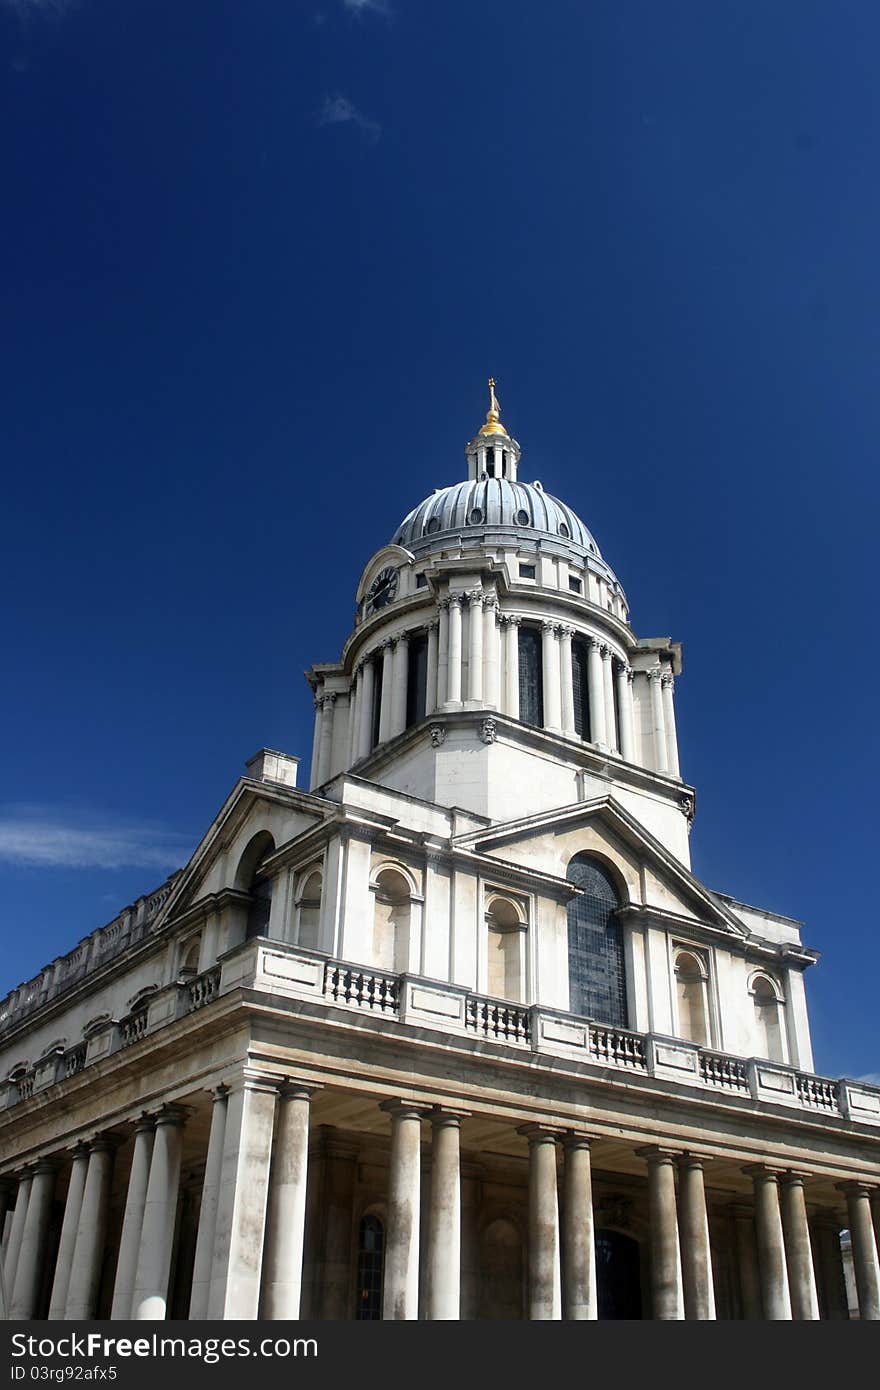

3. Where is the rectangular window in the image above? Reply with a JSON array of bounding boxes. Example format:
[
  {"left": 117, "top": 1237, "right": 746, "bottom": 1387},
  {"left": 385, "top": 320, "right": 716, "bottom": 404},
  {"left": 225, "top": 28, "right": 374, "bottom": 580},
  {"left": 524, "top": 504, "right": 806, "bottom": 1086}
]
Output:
[
  {"left": 572, "top": 638, "right": 590, "bottom": 738},
  {"left": 370, "top": 656, "right": 382, "bottom": 751},
  {"left": 517, "top": 626, "right": 544, "bottom": 727},
  {"left": 568, "top": 576, "right": 582, "bottom": 594},
  {"left": 406, "top": 633, "right": 429, "bottom": 729},
  {"left": 415, "top": 573, "right": 427, "bottom": 589},
  {"left": 518, "top": 563, "right": 536, "bottom": 580}
]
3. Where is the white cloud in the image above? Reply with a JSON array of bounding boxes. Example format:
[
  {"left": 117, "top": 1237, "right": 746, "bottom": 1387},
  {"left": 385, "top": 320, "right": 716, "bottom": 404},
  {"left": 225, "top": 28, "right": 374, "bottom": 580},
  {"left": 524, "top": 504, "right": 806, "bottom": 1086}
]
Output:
[
  {"left": 317, "top": 92, "right": 380, "bottom": 142},
  {"left": 0, "top": 810, "right": 192, "bottom": 871}
]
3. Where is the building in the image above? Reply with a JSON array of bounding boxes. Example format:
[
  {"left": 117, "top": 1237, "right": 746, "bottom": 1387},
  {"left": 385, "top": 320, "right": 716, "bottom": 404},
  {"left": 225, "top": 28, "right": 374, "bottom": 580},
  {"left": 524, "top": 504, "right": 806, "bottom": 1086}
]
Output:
[{"left": 1, "top": 383, "right": 879, "bottom": 1322}]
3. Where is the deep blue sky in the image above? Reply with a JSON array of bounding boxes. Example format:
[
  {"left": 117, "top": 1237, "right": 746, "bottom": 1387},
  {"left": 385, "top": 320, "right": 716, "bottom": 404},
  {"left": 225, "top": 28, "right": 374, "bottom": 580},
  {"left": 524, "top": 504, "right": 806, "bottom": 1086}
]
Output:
[{"left": 2, "top": 0, "right": 878, "bottom": 1081}]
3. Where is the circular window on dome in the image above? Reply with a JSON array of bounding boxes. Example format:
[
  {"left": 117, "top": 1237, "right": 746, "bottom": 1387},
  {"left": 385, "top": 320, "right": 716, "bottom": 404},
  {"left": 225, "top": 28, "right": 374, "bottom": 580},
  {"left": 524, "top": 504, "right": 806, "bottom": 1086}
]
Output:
[
  {"left": 469, "top": 508, "right": 483, "bottom": 525},
  {"left": 516, "top": 509, "right": 530, "bottom": 526},
  {"left": 425, "top": 517, "right": 441, "bottom": 535},
  {"left": 558, "top": 522, "right": 570, "bottom": 539}
]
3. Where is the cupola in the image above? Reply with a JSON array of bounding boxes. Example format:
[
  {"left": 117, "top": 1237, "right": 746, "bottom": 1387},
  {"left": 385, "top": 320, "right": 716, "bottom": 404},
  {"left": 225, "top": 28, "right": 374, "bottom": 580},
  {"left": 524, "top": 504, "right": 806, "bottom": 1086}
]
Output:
[{"left": 466, "top": 378, "right": 521, "bottom": 482}]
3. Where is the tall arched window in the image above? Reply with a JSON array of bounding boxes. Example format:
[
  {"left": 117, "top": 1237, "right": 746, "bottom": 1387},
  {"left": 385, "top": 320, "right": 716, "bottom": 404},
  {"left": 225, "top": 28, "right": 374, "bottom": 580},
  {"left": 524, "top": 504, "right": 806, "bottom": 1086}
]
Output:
[
  {"left": 406, "top": 632, "right": 429, "bottom": 728},
  {"left": 517, "top": 625, "right": 544, "bottom": 728},
  {"left": 296, "top": 870, "right": 323, "bottom": 951},
  {"left": 372, "top": 868, "right": 412, "bottom": 973},
  {"left": 565, "top": 855, "right": 628, "bottom": 1026},
  {"left": 571, "top": 638, "right": 592, "bottom": 739},
  {"left": 674, "top": 950, "right": 709, "bottom": 1046},
  {"left": 234, "top": 831, "right": 276, "bottom": 941},
  {"left": 750, "top": 974, "right": 786, "bottom": 1063},
  {"left": 355, "top": 1214, "right": 385, "bottom": 1320},
  {"left": 485, "top": 897, "right": 525, "bottom": 1002}
]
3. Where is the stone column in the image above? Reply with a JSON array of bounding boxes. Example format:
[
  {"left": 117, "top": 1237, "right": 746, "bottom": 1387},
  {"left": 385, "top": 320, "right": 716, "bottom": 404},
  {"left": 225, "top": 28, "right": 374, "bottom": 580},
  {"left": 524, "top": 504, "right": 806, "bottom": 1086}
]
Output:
[
  {"left": 346, "top": 679, "right": 359, "bottom": 765},
  {"left": 483, "top": 599, "right": 500, "bottom": 708},
  {"left": 541, "top": 622, "right": 562, "bottom": 731},
  {"left": 110, "top": 1116, "right": 156, "bottom": 1318},
  {"left": 677, "top": 1155, "right": 715, "bottom": 1319},
  {"left": 132, "top": 1106, "right": 186, "bottom": 1320},
  {"left": 308, "top": 694, "right": 323, "bottom": 791},
  {"left": 503, "top": 615, "right": 520, "bottom": 717},
  {"left": 746, "top": 1165, "right": 792, "bottom": 1319},
  {"left": 562, "top": 1134, "right": 597, "bottom": 1320},
  {"left": 378, "top": 640, "right": 395, "bottom": 744},
  {"left": 648, "top": 669, "right": 669, "bottom": 774},
  {"left": 0, "top": 1179, "right": 14, "bottom": 1251},
  {"left": 601, "top": 646, "right": 618, "bottom": 752},
  {"left": 426, "top": 1109, "right": 465, "bottom": 1320},
  {"left": 357, "top": 656, "right": 376, "bottom": 760},
  {"left": 445, "top": 595, "right": 463, "bottom": 707},
  {"left": 872, "top": 1190, "right": 880, "bottom": 1254},
  {"left": 316, "top": 693, "right": 336, "bottom": 785},
  {"left": 779, "top": 1172, "right": 819, "bottom": 1319},
  {"left": 466, "top": 590, "right": 484, "bottom": 704},
  {"left": 638, "top": 1147, "right": 684, "bottom": 1319},
  {"left": 261, "top": 1084, "right": 315, "bottom": 1320},
  {"left": 617, "top": 663, "right": 635, "bottom": 762},
  {"left": 66, "top": 1136, "right": 117, "bottom": 1320},
  {"left": 437, "top": 602, "right": 449, "bottom": 713},
  {"left": 189, "top": 1085, "right": 229, "bottom": 1320},
  {"left": 2, "top": 1169, "right": 33, "bottom": 1303},
  {"left": 391, "top": 632, "right": 409, "bottom": 736},
  {"left": 208, "top": 1069, "right": 278, "bottom": 1320},
  {"left": 730, "top": 1204, "right": 762, "bottom": 1320},
  {"left": 837, "top": 1182, "right": 880, "bottom": 1320},
  {"left": 519, "top": 1125, "right": 562, "bottom": 1319},
  {"left": 381, "top": 1101, "right": 426, "bottom": 1320},
  {"left": 587, "top": 638, "right": 606, "bottom": 746},
  {"left": 809, "top": 1208, "right": 849, "bottom": 1320},
  {"left": 661, "top": 673, "right": 680, "bottom": 777},
  {"left": 558, "top": 626, "right": 576, "bottom": 736},
  {"left": 10, "top": 1160, "right": 56, "bottom": 1319},
  {"left": 48, "top": 1146, "right": 89, "bottom": 1320},
  {"left": 426, "top": 621, "right": 439, "bottom": 715}
]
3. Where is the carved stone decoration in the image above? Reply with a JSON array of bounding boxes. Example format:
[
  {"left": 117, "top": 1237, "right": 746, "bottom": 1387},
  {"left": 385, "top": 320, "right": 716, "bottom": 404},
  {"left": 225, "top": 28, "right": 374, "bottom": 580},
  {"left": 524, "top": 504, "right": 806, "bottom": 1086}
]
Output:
[
  {"left": 679, "top": 794, "right": 695, "bottom": 823},
  {"left": 429, "top": 725, "right": 447, "bottom": 748},
  {"left": 479, "top": 718, "right": 497, "bottom": 745},
  {"left": 596, "top": 1195, "right": 633, "bottom": 1230}
]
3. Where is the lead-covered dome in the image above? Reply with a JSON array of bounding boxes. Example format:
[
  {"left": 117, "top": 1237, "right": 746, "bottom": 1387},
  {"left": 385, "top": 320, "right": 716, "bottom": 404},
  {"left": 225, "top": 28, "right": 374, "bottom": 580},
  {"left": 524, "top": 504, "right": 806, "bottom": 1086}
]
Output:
[{"left": 392, "top": 477, "right": 603, "bottom": 561}]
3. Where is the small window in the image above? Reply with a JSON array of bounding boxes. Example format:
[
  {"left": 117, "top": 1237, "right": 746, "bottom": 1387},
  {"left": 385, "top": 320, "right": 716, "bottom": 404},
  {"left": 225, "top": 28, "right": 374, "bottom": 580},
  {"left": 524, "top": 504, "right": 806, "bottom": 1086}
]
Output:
[
  {"left": 568, "top": 576, "right": 582, "bottom": 594},
  {"left": 425, "top": 517, "right": 441, "bottom": 535},
  {"left": 516, "top": 509, "right": 530, "bottom": 527},
  {"left": 486, "top": 449, "right": 494, "bottom": 467},
  {"left": 559, "top": 522, "right": 570, "bottom": 539},
  {"left": 415, "top": 573, "right": 428, "bottom": 589},
  {"left": 469, "top": 508, "right": 483, "bottom": 525},
  {"left": 519, "top": 563, "right": 536, "bottom": 580}
]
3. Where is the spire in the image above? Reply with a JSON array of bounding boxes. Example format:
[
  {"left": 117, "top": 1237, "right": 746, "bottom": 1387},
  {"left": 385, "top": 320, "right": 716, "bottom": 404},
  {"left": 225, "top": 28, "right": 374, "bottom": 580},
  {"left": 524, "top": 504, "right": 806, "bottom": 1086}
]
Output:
[{"left": 479, "top": 376, "right": 509, "bottom": 436}]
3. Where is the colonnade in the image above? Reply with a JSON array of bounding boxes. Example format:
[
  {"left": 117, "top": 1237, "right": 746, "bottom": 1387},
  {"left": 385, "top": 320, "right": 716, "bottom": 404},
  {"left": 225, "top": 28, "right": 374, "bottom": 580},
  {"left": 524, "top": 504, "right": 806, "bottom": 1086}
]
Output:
[{"left": 4, "top": 1081, "right": 877, "bottom": 1321}]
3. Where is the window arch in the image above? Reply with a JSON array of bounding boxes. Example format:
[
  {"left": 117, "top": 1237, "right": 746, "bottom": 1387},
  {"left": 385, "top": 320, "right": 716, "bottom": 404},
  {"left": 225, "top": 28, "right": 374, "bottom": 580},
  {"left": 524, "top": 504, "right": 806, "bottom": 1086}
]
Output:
[
  {"left": 372, "top": 867, "right": 413, "bottom": 973},
  {"left": 750, "top": 973, "right": 786, "bottom": 1063},
  {"left": 485, "top": 896, "right": 526, "bottom": 1003},
  {"left": 674, "top": 949, "right": 709, "bottom": 1046},
  {"left": 295, "top": 869, "right": 323, "bottom": 951},
  {"left": 355, "top": 1213, "right": 385, "bottom": 1320},
  {"left": 178, "top": 936, "right": 202, "bottom": 979},
  {"left": 565, "top": 854, "right": 628, "bottom": 1026},
  {"left": 235, "top": 831, "right": 276, "bottom": 940}
]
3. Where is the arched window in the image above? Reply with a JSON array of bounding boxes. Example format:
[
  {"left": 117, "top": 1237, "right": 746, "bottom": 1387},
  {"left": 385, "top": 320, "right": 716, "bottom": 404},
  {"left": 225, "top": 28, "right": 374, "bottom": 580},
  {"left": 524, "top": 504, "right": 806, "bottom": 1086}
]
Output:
[
  {"left": 674, "top": 950, "right": 709, "bottom": 1046},
  {"left": 235, "top": 831, "right": 276, "bottom": 940},
  {"left": 517, "top": 625, "right": 543, "bottom": 728},
  {"left": 485, "top": 896, "right": 525, "bottom": 1002},
  {"left": 372, "top": 868, "right": 412, "bottom": 973},
  {"left": 565, "top": 855, "right": 628, "bottom": 1027},
  {"left": 750, "top": 974, "right": 786, "bottom": 1063},
  {"left": 296, "top": 869, "right": 323, "bottom": 951},
  {"left": 178, "top": 936, "right": 202, "bottom": 979},
  {"left": 355, "top": 1214, "right": 385, "bottom": 1320}
]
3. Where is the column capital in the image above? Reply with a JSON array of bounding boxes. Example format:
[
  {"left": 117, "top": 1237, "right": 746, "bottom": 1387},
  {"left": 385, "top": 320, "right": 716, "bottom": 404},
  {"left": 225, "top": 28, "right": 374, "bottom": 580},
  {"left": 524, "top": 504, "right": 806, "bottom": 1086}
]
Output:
[
  {"left": 32, "top": 1157, "right": 58, "bottom": 1177},
  {"left": 662, "top": 671, "right": 674, "bottom": 689},
  {"left": 587, "top": 634, "right": 602, "bottom": 651},
  {"left": 779, "top": 1169, "right": 810, "bottom": 1188},
  {"left": 429, "top": 1105, "right": 470, "bottom": 1129},
  {"left": 321, "top": 691, "right": 337, "bottom": 708},
  {"left": 636, "top": 1144, "right": 680, "bottom": 1165},
  {"left": 562, "top": 1130, "right": 597, "bottom": 1152},
  {"left": 132, "top": 1111, "right": 157, "bottom": 1136},
  {"left": 646, "top": 666, "right": 663, "bottom": 682},
  {"left": 556, "top": 623, "right": 575, "bottom": 639},
  {"left": 836, "top": 1179, "right": 877, "bottom": 1198},
  {"left": 395, "top": 629, "right": 410, "bottom": 647},
  {"left": 87, "top": 1131, "right": 122, "bottom": 1155},
  {"left": 152, "top": 1103, "right": 189, "bottom": 1130},
  {"left": 677, "top": 1152, "right": 709, "bottom": 1172},
  {"left": 447, "top": 592, "right": 464, "bottom": 608},
  {"left": 742, "top": 1162, "right": 784, "bottom": 1182},
  {"left": 465, "top": 588, "right": 483, "bottom": 606},
  {"left": 600, "top": 643, "right": 613, "bottom": 660},
  {"left": 209, "top": 1082, "right": 230, "bottom": 1103},
  {"left": 277, "top": 1079, "right": 321, "bottom": 1101},
  {"left": 517, "top": 1123, "right": 566, "bottom": 1143},
  {"left": 482, "top": 592, "right": 498, "bottom": 610},
  {"left": 236, "top": 1065, "right": 284, "bottom": 1096},
  {"left": 380, "top": 1098, "right": 432, "bottom": 1121}
]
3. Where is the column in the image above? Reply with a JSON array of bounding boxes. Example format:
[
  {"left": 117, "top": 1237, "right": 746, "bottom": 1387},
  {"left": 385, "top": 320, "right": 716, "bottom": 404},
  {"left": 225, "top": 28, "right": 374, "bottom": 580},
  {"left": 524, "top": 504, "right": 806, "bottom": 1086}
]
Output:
[
  {"left": 189, "top": 1086, "right": 229, "bottom": 1320},
  {"left": 357, "top": 657, "right": 376, "bottom": 760},
  {"left": 558, "top": 626, "right": 576, "bottom": 736},
  {"left": 378, "top": 641, "right": 395, "bottom": 744},
  {"left": 208, "top": 1069, "right": 278, "bottom": 1319},
  {"left": 65, "top": 1136, "right": 117, "bottom": 1320},
  {"left": 445, "top": 595, "right": 463, "bottom": 707},
  {"left": 426, "top": 1109, "right": 465, "bottom": 1320},
  {"left": 48, "top": 1146, "right": 89, "bottom": 1320},
  {"left": 519, "top": 1126, "right": 562, "bottom": 1319},
  {"left": 316, "top": 693, "right": 336, "bottom": 785},
  {"left": 437, "top": 602, "right": 449, "bottom": 713},
  {"left": 745, "top": 1165, "right": 791, "bottom": 1319},
  {"left": 483, "top": 598, "right": 500, "bottom": 708},
  {"left": 132, "top": 1106, "right": 186, "bottom": 1320},
  {"left": 2, "top": 1169, "right": 33, "bottom": 1301},
  {"left": 541, "top": 622, "right": 562, "bottom": 731},
  {"left": 562, "top": 1134, "right": 597, "bottom": 1320},
  {"left": 9, "top": 1160, "right": 56, "bottom": 1319},
  {"left": 617, "top": 663, "right": 635, "bottom": 762},
  {"left": 661, "top": 673, "right": 680, "bottom": 777},
  {"left": 638, "top": 1147, "right": 683, "bottom": 1319},
  {"left": 809, "top": 1208, "right": 849, "bottom": 1320},
  {"left": 426, "top": 621, "right": 439, "bottom": 715},
  {"left": 503, "top": 616, "right": 520, "bottom": 717},
  {"left": 110, "top": 1116, "right": 156, "bottom": 1318},
  {"left": 587, "top": 638, "right": 606, "bottom": 746},
  {"left": 391, "top": 632, "right": 409, "bottom": 736},
  {"left": 308, "top": 694, "right": 323, "bottom": 791},
  {"left": 648, "top": 669, "right": 669, "bottom": 774},
  {"left": 677, "top": 1155, "right": 715, "bottom": 1319},
  {"left": 601, "top": 646, "right": 618, "bottom": 752},
  {"left": 261, "top": 1084, "right": 315, "bottom": 1319},
  {"left": 466, "top": 591, "right": 484, "bottom": 704},
  {"left": 381, "top": 1101, "right": 426, "bottom": 1320},
  {"left": 347, "top": 669, "right": 361, "bottom": 764},
  {"left": 837, "top": 1182, "right": 880, "bottom": 1320},
  {"left": 779, "top": 1172, "right": 819, "bottom": 1319}
]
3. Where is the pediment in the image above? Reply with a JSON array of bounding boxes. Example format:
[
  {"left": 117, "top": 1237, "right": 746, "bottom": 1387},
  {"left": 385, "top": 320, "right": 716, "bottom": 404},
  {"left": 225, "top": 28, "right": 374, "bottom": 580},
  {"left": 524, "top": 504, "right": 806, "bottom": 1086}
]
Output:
[{"left": 454, "top": 796, "right": 747, "bottom": 937}]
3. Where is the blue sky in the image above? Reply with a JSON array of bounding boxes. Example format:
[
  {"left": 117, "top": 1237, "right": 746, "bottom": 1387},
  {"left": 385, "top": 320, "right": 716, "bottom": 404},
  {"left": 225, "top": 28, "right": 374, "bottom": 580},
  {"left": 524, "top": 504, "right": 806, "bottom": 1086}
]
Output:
[{"left": 2, "top": 0, "right": 878, "bottom": 1082}]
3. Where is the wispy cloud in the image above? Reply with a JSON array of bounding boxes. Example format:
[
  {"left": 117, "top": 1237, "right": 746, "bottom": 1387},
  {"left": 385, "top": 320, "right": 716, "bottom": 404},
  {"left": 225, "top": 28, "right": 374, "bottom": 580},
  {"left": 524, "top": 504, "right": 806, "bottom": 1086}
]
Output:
[
  {"left": 857, "top": 1073, "right": 880, "bottom": 1088},
  {"left": 0, "top": 808, "right": 192, "bottom": 871},
  {"left": 342, "top": 0, "right": 390, "bottom": 17},
  {"left": 317, "top": 92, "right": 380, "bottom": 142},
  {"left": 1, "top": 1, "right": 76, "bottom": 13}
]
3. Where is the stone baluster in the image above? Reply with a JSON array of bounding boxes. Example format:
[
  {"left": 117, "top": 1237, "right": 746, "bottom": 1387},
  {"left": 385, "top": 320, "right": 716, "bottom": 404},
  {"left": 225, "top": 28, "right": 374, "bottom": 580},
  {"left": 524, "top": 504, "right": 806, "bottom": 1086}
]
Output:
[
  {"left": 426, "top": 1108, "right": 467, "bottom": 1320},
  {"left": 391, "top": 632, "right": 410, "bottom": 737},
  {"left": 519, "top": 1126, "right": 562, "bottom": 1319},
  {"left": 745, "top": 1165, "right": 792, "bottom": 1319},
  {"left": 110, "top": 1116, "right": 156, "bottom": 1318},
  {"left": 425, "top": 620, "right": 439, "bottom": 716},
  {"left": 779, "top": 1172, "right": 819, "bottom": 1319},
  {"left": 9, "top": 1159, "right": 56, "bottom": 1319},
  {"left": 189, "top": 1085, "right": 229, "bottom": 1320},
  {"left": 661, "top": 672, "right": 680, "bottom": 777},
  {"left": 66, "top": 1136, "right": 118, "bottom": 1320},
  {"left": 132, "top": 1106, "right": 186, "bottom": 1320},
  {"left": 562, "top": 1134, "right": 597, "bottom": 1319},
  {"left": 587, "top": 637, "right": 606, "bottom": 746},
  {"left": 677, "top": 1154, "right": 715, "bottom": 1319},
  {"left": 466, "top": 591, "right": 484, "bottom": 704},
  {"left": 483, "top": 597, "right": 500, "bottom": 709},
  {"left": 48, "top": 1146, "right": 89, "bottom": 1320},
  {"left": 502, "top": 615, "right": 521, "bottom": 718},
  {"left": 558, "top": 626, "right": 576, "bottom": 736},
  {"left": 837, "top": 1182, "right": 880, "bottom": 1320},
  {"left": 381, "top": 1101, "right": 427, "bottom": 1320},
  {"left": 638, "top": 1147, "right": 684, "bottom": 1318},
  {"left": 601, "top": 646, "right": 618, "bottom": 752},
  {"left": 445, "top": 596, "right": 463, "bottom": 707}
]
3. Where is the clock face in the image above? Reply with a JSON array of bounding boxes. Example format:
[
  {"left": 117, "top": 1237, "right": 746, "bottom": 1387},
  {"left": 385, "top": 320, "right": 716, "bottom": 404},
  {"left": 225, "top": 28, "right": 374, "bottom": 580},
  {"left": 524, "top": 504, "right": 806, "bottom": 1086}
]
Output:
[{"left": 367, "top": 566, "right": 399, "bottom": 612}]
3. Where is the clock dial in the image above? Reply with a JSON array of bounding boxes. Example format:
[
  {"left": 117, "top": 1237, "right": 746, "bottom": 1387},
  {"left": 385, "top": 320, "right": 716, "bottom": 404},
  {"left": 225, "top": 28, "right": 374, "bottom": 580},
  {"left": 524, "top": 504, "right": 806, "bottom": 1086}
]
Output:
[{"left": 367, "top": 566, "right": 399, "bottom": 612}]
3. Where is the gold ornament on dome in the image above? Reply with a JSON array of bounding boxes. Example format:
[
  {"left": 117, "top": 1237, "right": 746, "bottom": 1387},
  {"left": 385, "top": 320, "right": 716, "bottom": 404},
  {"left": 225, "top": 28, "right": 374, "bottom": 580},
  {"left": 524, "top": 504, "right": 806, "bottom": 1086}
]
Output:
[{"left": 479, "top": 376, "right": 510, "bottom": 436}]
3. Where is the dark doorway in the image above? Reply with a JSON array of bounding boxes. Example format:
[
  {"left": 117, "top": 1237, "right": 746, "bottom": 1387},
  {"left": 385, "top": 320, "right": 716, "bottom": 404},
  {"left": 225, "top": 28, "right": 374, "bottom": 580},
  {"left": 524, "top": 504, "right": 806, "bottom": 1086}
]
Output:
[{"left": 595, "top": 1229, "right": 642, "bottom": 1319}]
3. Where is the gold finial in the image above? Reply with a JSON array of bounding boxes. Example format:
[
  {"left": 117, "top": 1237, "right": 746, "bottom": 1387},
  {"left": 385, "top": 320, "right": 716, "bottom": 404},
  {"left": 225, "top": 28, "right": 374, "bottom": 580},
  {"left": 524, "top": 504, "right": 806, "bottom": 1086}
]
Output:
[{"left": 479, "top": 376, "right": 509, "bottom": 436}]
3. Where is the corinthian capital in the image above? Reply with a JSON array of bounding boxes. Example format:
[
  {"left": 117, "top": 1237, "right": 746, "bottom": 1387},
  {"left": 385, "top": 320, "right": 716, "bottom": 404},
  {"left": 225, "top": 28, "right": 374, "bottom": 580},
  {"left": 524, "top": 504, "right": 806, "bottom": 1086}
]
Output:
[
  {"left": 646, "top": 667, "right": 663, "bottom": 683},
  {"left": 661, "top": 672, "right": 674, "bottom": 690},
  {"left": 448, "top": 592, "right": 464, "bottom": 608}
]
